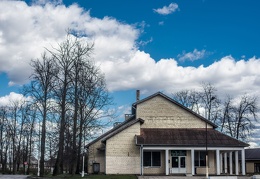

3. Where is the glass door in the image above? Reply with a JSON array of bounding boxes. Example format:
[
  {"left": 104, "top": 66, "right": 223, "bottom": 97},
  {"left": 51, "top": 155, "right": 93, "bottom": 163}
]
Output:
[
  {"left": 179, "top": 156, "right": 186, "bottom": 173},
  {"left": 171, "top": 156, "right": 186, "bottom": 174}
]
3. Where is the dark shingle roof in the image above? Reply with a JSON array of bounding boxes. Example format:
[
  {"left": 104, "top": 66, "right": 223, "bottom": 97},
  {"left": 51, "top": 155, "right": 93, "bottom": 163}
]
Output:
[
  {"left": 136, "top": 128, "right": 249, "bottom": 147},
  {"left": 85, "top": 116, "right": 143, "bottom": 148},
  {"left": 101, "top": 118, "right": 144, "bottom": 142},
  {"left": 245, "top": 148, "right": 260, "bottom": 160}
]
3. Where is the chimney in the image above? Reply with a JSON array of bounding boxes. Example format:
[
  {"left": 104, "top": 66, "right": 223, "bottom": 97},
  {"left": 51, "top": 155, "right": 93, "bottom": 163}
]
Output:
[{"left": 136, "top": 90, "right": 140, "bottom": 101}]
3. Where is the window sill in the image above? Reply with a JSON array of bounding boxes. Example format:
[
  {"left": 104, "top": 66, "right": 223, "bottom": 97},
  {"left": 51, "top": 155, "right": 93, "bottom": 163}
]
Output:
[{"left": 144, "top": 166, "right": 161, "bottom": 168}]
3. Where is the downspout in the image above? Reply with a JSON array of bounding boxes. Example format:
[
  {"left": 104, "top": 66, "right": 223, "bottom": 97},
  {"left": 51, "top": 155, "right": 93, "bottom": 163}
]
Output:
[
  {"left": 140, "top": 145, "right": 143, "bottom": 176},
  {"left": 103, "top": 142, "right": 106, "bottom": 174}
]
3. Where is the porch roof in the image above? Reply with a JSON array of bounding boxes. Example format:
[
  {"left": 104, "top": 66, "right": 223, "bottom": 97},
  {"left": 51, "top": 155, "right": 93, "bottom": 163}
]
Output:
[
  {"left": 135, "top": 128, "right": 249, "bottom": 147},
  {"left": 245, "top": 148, "right": 260, "bottom": 160}
]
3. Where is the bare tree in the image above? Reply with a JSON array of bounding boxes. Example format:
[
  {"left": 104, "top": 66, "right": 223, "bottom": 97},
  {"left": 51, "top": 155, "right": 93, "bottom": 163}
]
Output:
[
  {"left": 200, "top": 82, "right": 221, "bottom": 124},
  {"left": 24, "top": 104, "right": 37, "bottom": 175},
  {"left": 50, "top": 36, "right": 75, "bottom": 175},
  {"left": 27, "top": 53, "right": 56, "bottom": 176},
  {"left": 173, "top": 82, "right": 258, "bottom": 142},
  {"left": 46, "top": 34, "right": 114, "bottom": 176},
  {"left": 68, "top": 39, "right": 94, "bottom": 175},
  {"left": 0, "top": 106, "right": 8, "bottom": 172},
  {"left": 220, "top": 96, "right": 234, "bottom": 133},
  {"left": 4, "top": 33, "right": 114, "bottom": 176},
  {"left": 235, "top": 95, "right": 258, "bottom": 140},
  {"left": 8, "top": 99, "right": 21, "bottom": 174},
  {"left": 173, "top": 89, "right": 201, "bottom": 114},
  {"left": 220, "top": 94, "right": 258, "bottom": 141}
]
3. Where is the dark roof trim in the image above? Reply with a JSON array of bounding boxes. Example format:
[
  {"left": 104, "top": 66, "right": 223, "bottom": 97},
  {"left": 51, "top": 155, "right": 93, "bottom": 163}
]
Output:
[
  {"left": 85, "top": 116, "right": 144, "bottom": 148},
  {"left": 101, "top": 118, "right": 144, "bottom": 143},
  {"left": 85, "top": 115, "right": 135, "bottom": 148},
  {"left": 133, "top": 92, "right": 218, "bottom": 128}
]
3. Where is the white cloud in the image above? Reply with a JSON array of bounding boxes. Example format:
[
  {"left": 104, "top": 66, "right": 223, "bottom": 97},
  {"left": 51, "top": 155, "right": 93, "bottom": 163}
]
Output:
[
  {"left": 178, "top": 49, "right": 207, "bottom": 62},
  {"left": 31, "top": 0, "right": 62, "bottom": 6},
  {"left": 0, "top": 92, "right": 30, "bottom": 106},
  {"left": 1, "top": 1, "right": 260, "bottom": 147},
  {"left": 103, "top": 54, "right": 260, "bottom": 99},
  {"left": 1, "top": 1, "right": 260, "bottom": 105},
  {"left": 158, "top": 21, "right": 164, "bottom": 26},
  {"left": 153, "top": 3, "right": 179, "bottom": 15},
  {"left": 0, "top": 1, "right": 140, "bottom": 85}
]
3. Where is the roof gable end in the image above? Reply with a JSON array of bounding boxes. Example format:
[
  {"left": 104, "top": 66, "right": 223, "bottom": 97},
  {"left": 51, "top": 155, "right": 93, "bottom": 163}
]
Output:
[{"left": 133, "top": 92, "right": 218, "bottom": 128}]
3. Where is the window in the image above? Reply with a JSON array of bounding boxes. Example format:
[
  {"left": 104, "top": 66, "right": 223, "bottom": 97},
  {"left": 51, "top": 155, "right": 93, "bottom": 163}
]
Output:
[
  {"left": 195, "top": 151, "right": 206, "bottom": 167},
  {"left": 143, "top": 151, "right": 161, "bottom": 167},
  {"left": 255, "top": 163, "right": 260, "bottom": 173}
]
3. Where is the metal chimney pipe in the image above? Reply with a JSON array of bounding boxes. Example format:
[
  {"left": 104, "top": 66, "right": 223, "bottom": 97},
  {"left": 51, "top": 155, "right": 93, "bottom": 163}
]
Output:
[{"left": 136, "top": 90, "right": 140, "bottom": 101}]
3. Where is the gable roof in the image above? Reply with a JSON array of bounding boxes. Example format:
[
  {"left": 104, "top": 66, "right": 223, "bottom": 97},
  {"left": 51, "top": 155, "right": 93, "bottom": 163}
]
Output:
[
  {"left": 85, "top": 116, "right": 143, "bottom": 148},
  {"left": 136, "top": 128, "right": 249, "bottom": 147},
  {"left": 101, "top": 118, "right": 144, "bottom": 143},
  {"left": 132, "top": 92, "right": 218, "bottom": 128},
  {"left": 245, "top": 148, "right": 260, "bottom": 160}
]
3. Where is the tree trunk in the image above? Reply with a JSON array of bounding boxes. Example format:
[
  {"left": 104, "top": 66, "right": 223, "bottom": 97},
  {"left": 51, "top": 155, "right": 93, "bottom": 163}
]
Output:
[
  {"left": 40, "top": 102, "right": 47, "bottom": 176},
  {"left": 53, "top": 89, "right": 67, "bottom": 175}
]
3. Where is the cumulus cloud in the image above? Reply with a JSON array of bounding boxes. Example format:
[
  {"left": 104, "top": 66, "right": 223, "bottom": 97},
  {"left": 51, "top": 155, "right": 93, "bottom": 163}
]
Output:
[
  {"left": 178, "top": 49, "right": 207, "bottom": 62},
  {"left": 31, "top": 0, "right": 62, "bottom": 6},
  {"left": 0, "top": 1, "right": 139, "bottom": 85},
  {"left": 1, "top": 0, "right": 260, "bottom": 146},
  {"left": 1, "top": 1, "right": 260, "bottom": 102},
  {"left": 103, "top": 54, "right": 260, "bottom": 99},
  {"left": 0, "top": 92, "right": 30, "bottom": 106},
  {"left": 153, "top": 3, "right": 179, "bottom": 15}
]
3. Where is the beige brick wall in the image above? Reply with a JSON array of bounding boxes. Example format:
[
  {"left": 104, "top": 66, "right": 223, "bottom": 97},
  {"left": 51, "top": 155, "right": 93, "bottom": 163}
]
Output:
[
  {"left": 136, "top": 95, "right": 212, "bottom": 129},
  {"left": 106, "top": 122, "right": 141, "bottom": 174},
  {"left": 246, "top": 161, "right": 255, "bottom": 174},
  {"left": 195, "top": 151, "right": 216, "bottom": 175},
  {"left": 87, "top": 140, "right": 105, "bottom": 174},
  {"left": 143, "top": 151, "right": 165, "bottom": 175},
  {"left": 186, "top": 150, "right": 192, "bottom": 174}
]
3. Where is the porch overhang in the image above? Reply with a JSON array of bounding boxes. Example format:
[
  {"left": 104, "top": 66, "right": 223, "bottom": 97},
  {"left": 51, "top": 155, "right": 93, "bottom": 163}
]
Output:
[
  {"left": 137, "top": 128, "right": 248, "bottom": 176},
  {"left": 135, "top": 128, "right": 249, "bottom": 148}
]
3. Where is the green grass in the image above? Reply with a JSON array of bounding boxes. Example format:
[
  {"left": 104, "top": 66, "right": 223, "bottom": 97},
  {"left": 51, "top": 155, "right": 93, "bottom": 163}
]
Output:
[
  {"left": 30, "top": 174, "right": 137, "bottom": 179},
  {"left": 84, "top": 175, "right": 137, "bottom": 179},
  {"left": 86, "top": 174, "right": 137, "bottom": 179}
]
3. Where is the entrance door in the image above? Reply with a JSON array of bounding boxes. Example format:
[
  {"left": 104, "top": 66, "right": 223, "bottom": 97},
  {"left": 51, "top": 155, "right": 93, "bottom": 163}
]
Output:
[{"left": 171, "top": 156, "right": 186, "bottom": 174}]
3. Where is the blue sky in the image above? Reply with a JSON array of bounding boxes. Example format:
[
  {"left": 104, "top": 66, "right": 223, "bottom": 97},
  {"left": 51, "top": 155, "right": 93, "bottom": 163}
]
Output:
[{"left": 0, "top": 0, "right": 260, "bottom": 146}]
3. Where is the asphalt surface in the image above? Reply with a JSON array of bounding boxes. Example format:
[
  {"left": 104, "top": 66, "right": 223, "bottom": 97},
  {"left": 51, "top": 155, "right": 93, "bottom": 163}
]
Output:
[
  {"left": 138, "top": 176, "right": 253, "bottom": 179},
  {"left": 0, "top": 175, "right": 29, "bottom": 179}
]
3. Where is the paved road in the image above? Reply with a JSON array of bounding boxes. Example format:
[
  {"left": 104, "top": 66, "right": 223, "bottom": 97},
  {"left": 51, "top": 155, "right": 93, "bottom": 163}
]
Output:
[
  {"left": 138, "top": 176, "right": 252, "bottom": 179},
  {"left": 0, "top": 175, "right": 29, "bottom": 179}
]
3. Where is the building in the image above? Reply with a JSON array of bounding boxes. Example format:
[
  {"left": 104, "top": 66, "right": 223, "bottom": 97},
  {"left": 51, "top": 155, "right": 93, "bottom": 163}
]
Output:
[
  {"left": 245, "top": 148, "right": 260, "bottom": 174},
  {"left": 86, "top": 91, "right": 249, "bottom": 176}
]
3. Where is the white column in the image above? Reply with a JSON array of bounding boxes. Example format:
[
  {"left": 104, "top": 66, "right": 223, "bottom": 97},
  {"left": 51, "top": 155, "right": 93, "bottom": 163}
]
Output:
[
  {"left": 224, "top": 152, "right": 227, "bottom": 173},
  {"left": 235, "top": 151, "right": 239, "bottom": 175},
  {"left": 229, "top": 152, "right": 233, "bottom": 175},
  {"left": 165, "top": 149, "right": 169, "bottom": 175},
  {"left": 191, "top": 149, "right": 195, "bottom": 175},
  {"left": 241, "top": 149, "right": 246, "bottom": 175},
  {"left": 220, "top": 153, "right": 223, "bottom": 174},
  {"left": 216, "top": 149, "right": 220, "bottom": 175}
]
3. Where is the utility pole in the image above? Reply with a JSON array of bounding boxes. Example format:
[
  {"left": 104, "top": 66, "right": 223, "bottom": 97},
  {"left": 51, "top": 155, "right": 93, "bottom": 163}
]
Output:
[{"left": 206, "top": 96, "right": 215, "bottom": 179}]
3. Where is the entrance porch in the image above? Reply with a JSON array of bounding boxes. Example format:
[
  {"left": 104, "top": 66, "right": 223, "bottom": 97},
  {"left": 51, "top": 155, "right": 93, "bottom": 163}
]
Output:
[{"left": 140, "top": 146, "right": 246, "bottom": 176}]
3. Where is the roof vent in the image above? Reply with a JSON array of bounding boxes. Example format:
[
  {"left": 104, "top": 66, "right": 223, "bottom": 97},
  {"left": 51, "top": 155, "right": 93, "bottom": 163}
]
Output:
[{"left": 113, "top": 122, "right": 122, "bottom": 128}]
